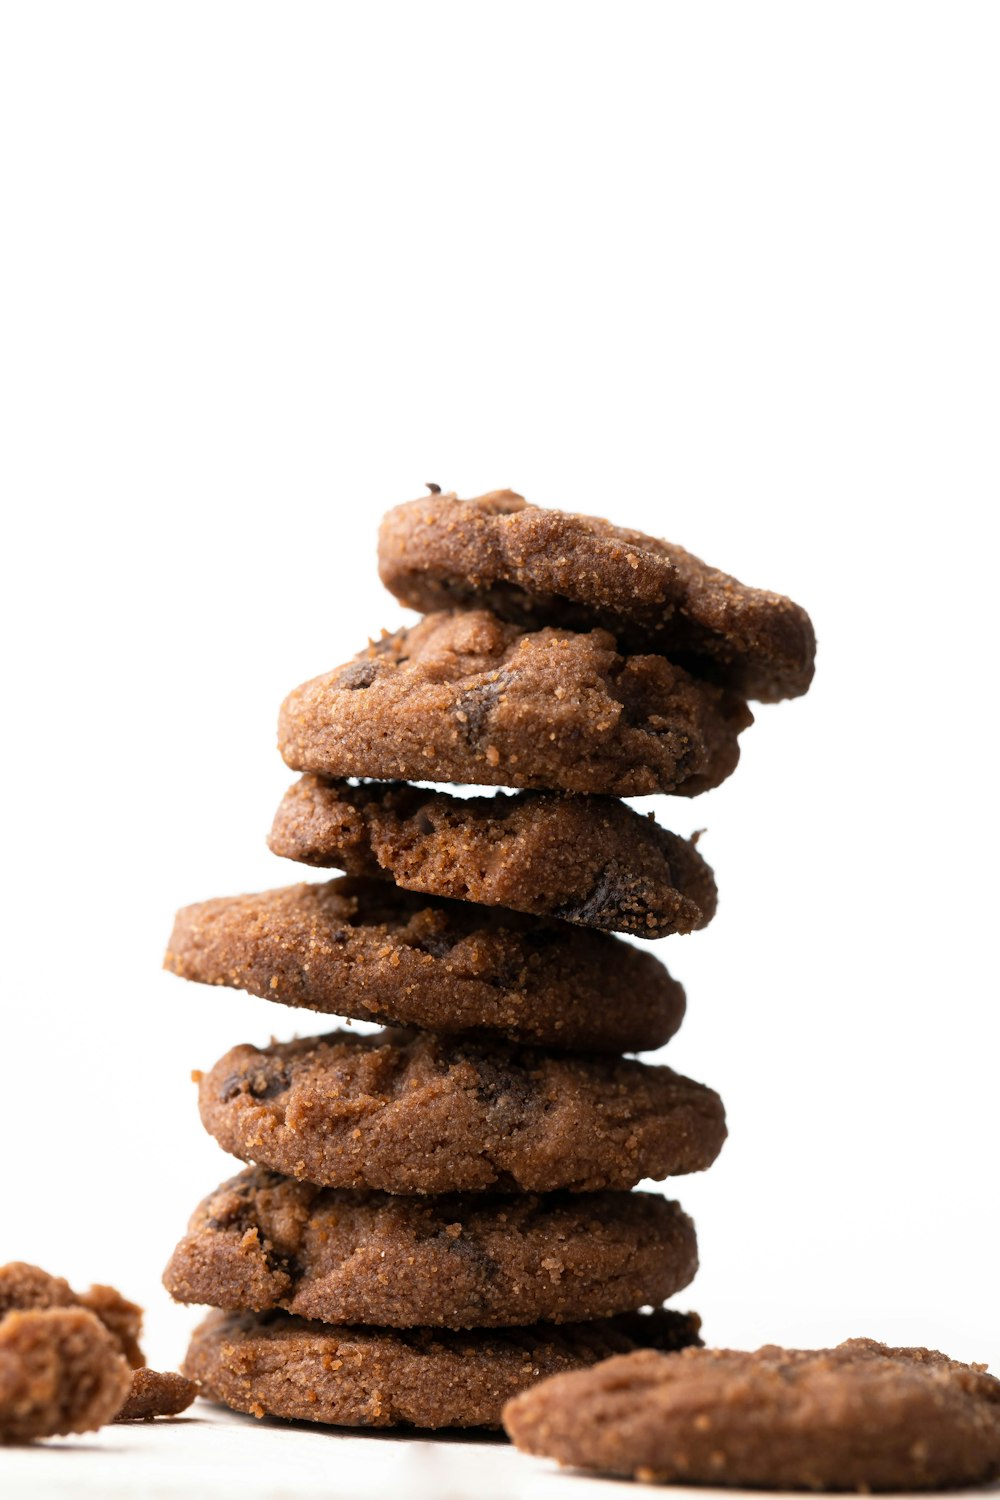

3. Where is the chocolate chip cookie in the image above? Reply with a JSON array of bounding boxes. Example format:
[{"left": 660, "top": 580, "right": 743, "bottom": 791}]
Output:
[
  {"left": 183, "top": 1306, "right": 703, "bottom": 1430},
  {"left": 268, "top": 778, "right": 717, "bottom": 938},
  {"left": 503, "top": 1338, "right": 1000, "bottom": 1490},
  {"left": 277, "top": 609, "right": 751, "bottom": 797},
  {"left": 164, "top": 877, "right": 685, "bottom": 1053},
  {"left": 0, "top": 1308, "right": 132, "bottom": 1442},
  {"left": 196, "top": 1028, "right": 726, "bottom": 1194},
  {"left": 164, "top": 1166, "right": 698, "bottom": 1329},
  {"left": 378, "top": 490, "right": 815, "bottom": 701}
]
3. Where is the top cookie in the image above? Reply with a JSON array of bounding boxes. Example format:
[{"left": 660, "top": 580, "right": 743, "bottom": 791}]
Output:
[
  {"left": 278, "top": 609, "right": 752, "bottom": 797},
  {"left": 502, "top": 1338, "right": 1000, "bottom": 1491},
  {"left": 378, "top": 490, "right": 815, "bottom": 702}
]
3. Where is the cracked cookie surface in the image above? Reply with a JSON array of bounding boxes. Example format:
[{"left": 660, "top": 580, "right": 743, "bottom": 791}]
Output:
[{"left": 197, "top": 1028, "right": 726, "bottom": 1194}]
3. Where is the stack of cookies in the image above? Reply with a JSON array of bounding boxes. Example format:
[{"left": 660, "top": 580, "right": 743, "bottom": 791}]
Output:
[{"left": 163, "top": 489, "right": 814, "bottom": 1430}]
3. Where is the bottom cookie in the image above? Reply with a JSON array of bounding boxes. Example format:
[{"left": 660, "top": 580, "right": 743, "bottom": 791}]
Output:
[
  {"left": 183, "top": 1307, "right": 701, "bottom": 1431},
  {"left": 502, "top": 1339, "right": 1000, "bottom": 1491}
]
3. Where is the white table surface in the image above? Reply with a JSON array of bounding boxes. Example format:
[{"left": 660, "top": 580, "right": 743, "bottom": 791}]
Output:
[{"left": 4, "top": 1401, "right": 1000, "bottom": 1500}]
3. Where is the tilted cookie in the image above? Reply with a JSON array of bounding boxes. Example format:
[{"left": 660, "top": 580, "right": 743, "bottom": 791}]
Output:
[
  {"left": 164, "top": 877, "right": 685, "bottom": 1053},
  {"left": 379, "top": 489, "right": 815, "bottom": 701},
  {"left": 183, "top": 1306, "right": 703, "bottom": 1431},
  {"left": 278, "top": 609, "right": 751, "bottom": 797},
  {"left": 269, "top": 778, "right": 717, "bottom": 938},
  {"left": 197, "top": 1028, "right": 726, "bottom": 1194},
  {"left": 164, "top": 1166, "right": 698, "bottom": 1329},
  {"left": 503, "top": 1339, "right": 1000, "bottom": 1490}
]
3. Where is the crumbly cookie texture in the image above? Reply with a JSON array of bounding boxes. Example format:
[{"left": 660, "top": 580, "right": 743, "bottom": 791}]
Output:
[
  {"left": 277, "top": 609, "right": 751, "bottom": 797},
  {"left": 183, "top": 1306, "right": 703, "bottom": 1431},
  {"left": 378, "top": 490, "right": 815, "bottom": 701},
  {"left": 503, "top": 1338, "right": 1000, "bottom": 1491},
  {"left": 164, "top": 1166, "right": 698, "bottom": 1330},
  {"left": 0, "top": 1262, "right": 144, "bottom": 1368},
  {"left": 268, "top": 778, "right": 717, "bottom": 939},
  {"left": 115, "top": 1368, "right": 197, "bottom": 1422},
  {"left": 197, "top": 1028, "right": 726, "bottom": 1194},
  {"left": 164, "top": 876, "right": 685, "bottom": 1054},
  {"left": 0, "top": 1308, "right": 132, "bottom": 1442}
]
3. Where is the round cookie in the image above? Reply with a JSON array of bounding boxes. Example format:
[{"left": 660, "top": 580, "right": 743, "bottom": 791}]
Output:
[
  {"left": 164, "top": 877, "right": 685, "bottom": 1054},
  {"left": 196, "top": 1028, "right": 726, "bottom": 1194},
  {"left": 0, "top": 1308, "right": 132, "bottom": 1442},
  {"left": 269, "top": 778, "right": 717, "bottom": 939},
  {"left": 164, "top": 1166, "right": 698, "bottom": 1329},
  {"left": 378, "top": 489, "right": 816, "bottom": 702},
  {"left": 277, "top": 609, "right": 752, "bottom": 798},
  {"left": 183, "top": 1306, "right": 703, "bottom": 1431},
  {"left": 502, "top": 1339, "right": 1000, "bottom": 1491}
]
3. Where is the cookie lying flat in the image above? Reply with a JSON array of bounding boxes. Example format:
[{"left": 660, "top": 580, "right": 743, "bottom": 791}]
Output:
[
  {"left": 0, "top": 1308, "right": 132, "bottom": 1442},
  {"left": 278, "top": 610, "right": 751, "bottom": 797},
  {"left": 165, "top": 877, "right": 685, "bottom": 1054},
  {"left": 183, "top": 1307, "right": 702, "bottom": 1431},
  {"left": 503, "top": 1339, "right": 1000, "bottom": 1491},
  {"left": 115, "top": 1368, "right": 197, "bottom": 1422},
  {"left": 197, "top": 1028, "right": 726, "bottom": 1194},
  {"left": 0, "top": 1262, "right": 144, "bottom": 1368},
  {"left": 164, "top": 1166, "right": 698, "bottom": 1329},
  {"left": 378, "top": 490, "right": 815, "bottom": 702},
  {"left": 269, "top": 778, "right": 717, "bottom": 939}
]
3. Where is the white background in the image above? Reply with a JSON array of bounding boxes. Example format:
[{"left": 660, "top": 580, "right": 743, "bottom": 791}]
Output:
[{"left": 2, "top": 2, "right": 998, "bottom": 1493}]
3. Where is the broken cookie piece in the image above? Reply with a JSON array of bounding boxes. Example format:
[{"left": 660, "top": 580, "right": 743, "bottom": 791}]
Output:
[{"left": 0, "top": 1308, "right": 131, "bottom": 1442}]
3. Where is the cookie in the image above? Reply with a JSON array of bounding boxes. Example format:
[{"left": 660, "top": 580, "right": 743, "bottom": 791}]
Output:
[
  {"left": 378, "top": 490, "right": 815, "bottom": 701},
  {"left": 277, "top": 609, "right": 751, "bottom": 797},
  {"left": 0, "top": 1308, "right": 132, "bottom": 1442},
  {"left": 196, "top": 1028, "right": 726, "bottom": 1194},
  {"left": 0, "top": 1262, "right": 144, "bottom": 1368},
  {"left": 268, "top": 778, "right": 717, "bottom": 939},
  {"left": 164, "top": 1166, "right": 698, "bottom": 1329},
  {"left": 183, "top": 1306, "right": 702, "bottom": 1431},
  {"left": 165, "top": 877, "right": 685, "bottom": 1054},
  {"left": 502, "top": 1338, "right": 1000, "bottom": 1491},
  {"left": 115, "top": 1368, "right": 197, "bottom": 1422}
]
